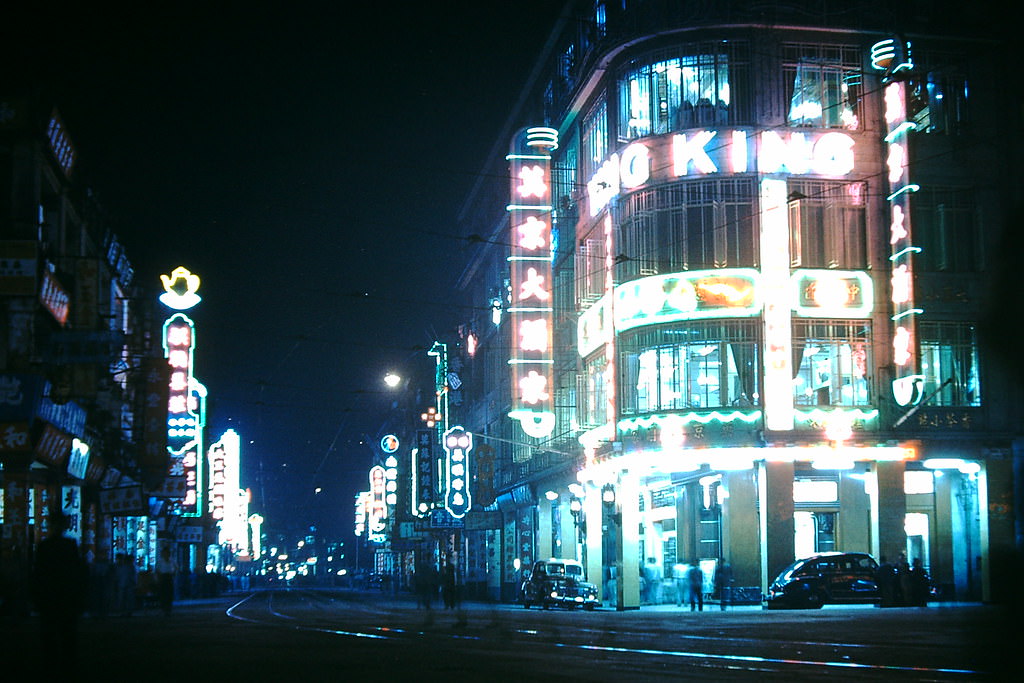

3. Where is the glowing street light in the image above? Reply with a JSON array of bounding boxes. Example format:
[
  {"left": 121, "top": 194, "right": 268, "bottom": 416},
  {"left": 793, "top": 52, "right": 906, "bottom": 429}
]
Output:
[{"left": 384, "top": 372, "right": 402, "bottom": 388}]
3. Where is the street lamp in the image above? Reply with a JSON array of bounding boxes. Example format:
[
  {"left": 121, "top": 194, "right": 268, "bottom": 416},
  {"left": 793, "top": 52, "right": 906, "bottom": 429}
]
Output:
[{"left": 384, "top": 372, "right": 402, "bottom": 388}]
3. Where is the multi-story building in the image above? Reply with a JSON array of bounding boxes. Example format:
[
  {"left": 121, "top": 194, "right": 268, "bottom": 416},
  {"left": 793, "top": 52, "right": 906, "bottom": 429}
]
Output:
[
  {"left": 452, "top": 2, "right": 1020, "bottom": 606},
  {"left": 1, "top": 94, "right": 170, "bottom": 600}
]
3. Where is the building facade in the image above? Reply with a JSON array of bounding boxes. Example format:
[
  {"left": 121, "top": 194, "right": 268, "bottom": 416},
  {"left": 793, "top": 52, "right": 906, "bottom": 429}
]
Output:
[
  {"left": 451, "top": 1, "right": 1021, "bottom": 607},
  {"left": 0, "top": 95, "right": 181, "bottom": 610}
]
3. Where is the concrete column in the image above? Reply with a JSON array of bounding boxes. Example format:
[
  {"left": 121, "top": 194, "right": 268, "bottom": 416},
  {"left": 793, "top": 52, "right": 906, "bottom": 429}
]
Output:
[
  {"left": 839, "top": 471, "right": 871, "bottom": 553},
  {"left": 760, "top": 460, "right": 795, "bottom": 591},
  {"left": 875, "top": 460, "right": 907, "bottom": 564},
  {"left": 537, "top": 497, "right": 553, "bottom": 561},
  {"left": 616, "top": 471, "right": 641, "bottom": 610},
  {"left": 558, "top": 499, "right": 577, "bottom": 560},
  {"left": 583, "top": 484, "right": 604, "bottom": 599},
  {"left": 722, "top": 470, "right": 760, "bottom": 589}
]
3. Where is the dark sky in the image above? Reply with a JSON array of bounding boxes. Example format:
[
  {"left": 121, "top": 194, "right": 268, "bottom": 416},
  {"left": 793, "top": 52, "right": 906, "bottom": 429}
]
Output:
[{"left": 5, "top": 2, "right": 565, "bottom": 541}]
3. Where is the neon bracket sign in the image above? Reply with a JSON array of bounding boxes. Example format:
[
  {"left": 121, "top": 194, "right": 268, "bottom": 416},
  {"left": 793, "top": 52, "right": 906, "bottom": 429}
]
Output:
[{"left": 587, "top": 129, "right": 857, "bottom": 217}]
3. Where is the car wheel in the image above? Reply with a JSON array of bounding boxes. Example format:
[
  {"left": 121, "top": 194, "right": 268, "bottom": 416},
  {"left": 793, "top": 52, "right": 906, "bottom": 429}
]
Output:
[{"left": 584, "top": 603, "right": 596, "bottom": 611}]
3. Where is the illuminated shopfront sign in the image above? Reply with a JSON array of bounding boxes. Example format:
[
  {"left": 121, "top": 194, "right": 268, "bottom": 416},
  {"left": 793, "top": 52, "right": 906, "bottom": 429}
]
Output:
[
  {"left": 368, "top": 465, "right": 387, "bottom": 542},
  {"left": 760, "top": 179, "right": 794, "bottom": 432},
  {"left": 208, "top": 429, "right": 246, "bottom": 550},
  {"left": 442, "top": 426, "right": 472, "bottom": 519},
  {"left": 160, "top": 266, "right": 206, "bottom": 517},
  {"left": 615, "top": 269, "right": 760, "bottom": 332},
  {"left": 587, "top": 129, "right": 858, "bottom": 217},
  {"left": 881, "top": 76, "right": 924, "bottom": 406},
  {"left": 791, "top": 270, "right": 873, "bottom": 318},
  {"left": 507, "top": 127, "right": 557, "bottom": 439}
]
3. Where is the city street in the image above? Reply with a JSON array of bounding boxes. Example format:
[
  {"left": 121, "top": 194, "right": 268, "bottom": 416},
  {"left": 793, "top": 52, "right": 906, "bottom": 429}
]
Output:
[{"left": 1, "top": 589, "right": 1008, "bottom": 681}]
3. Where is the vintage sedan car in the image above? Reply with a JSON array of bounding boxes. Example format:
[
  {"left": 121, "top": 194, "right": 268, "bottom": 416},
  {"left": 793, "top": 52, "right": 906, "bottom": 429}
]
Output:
[
  {"left": 766, "top": 552, "right": 880, "bottom": 609},
  {"left": 521, "top": 559, "right": 600, "bottom": 610}
]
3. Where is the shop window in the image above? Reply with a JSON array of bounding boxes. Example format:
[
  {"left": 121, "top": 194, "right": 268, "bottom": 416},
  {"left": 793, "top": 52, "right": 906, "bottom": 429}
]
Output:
[
  {"left": 918, "top": 322, "right": 981, "bottom": 407},
  {"left": 783, "top": 43, "right": 861, "bottom": 129},
  {"left": 788, "top": 180, "right": 866, "bottom": 269},
  {"left": 792, "top": 320, "right": 871, "bottom": 407}
]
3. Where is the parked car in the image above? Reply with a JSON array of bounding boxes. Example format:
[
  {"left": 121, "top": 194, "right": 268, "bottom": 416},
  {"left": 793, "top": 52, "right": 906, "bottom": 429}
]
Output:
[
  {"left": 766, "top": 552, "right": 880, "bottom": 609},
  {"left": 521, "top": 559, "right": 600, "bottom": 610}
]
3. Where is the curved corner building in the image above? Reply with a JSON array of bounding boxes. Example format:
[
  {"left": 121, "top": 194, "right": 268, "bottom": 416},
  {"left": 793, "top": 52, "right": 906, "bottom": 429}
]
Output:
[{"left": 451, "top": 1, "right": 1019, "bottom": 607}]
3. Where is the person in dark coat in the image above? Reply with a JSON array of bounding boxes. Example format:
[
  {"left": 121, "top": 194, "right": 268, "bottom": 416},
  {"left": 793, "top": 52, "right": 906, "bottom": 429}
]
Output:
[
  {"left": 909, "top": 558, "right": 930, "bottom": 607},
  {"left": 876, "top": 555, "right": 897, "bottom": 607},
  {"left": 714, "top": 562, "right": 733, "bottom": 610},
  {"left": 30, "top": 512, "right": 89, "bottom": 671},
  {"left": 686, "top": 561, "right": 704, "bottom": 612}
]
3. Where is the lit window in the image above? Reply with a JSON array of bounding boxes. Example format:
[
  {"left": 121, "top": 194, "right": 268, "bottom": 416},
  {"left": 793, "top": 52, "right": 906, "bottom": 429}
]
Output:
[
  {"left": 918, "top": 322, "right": 981, "bottom": 407},
  {"left": 792, "top": 320, "right": 871, "bottom": 407},
  {"left": 783, "top": 44, "right": 861, "bottom": 130}
]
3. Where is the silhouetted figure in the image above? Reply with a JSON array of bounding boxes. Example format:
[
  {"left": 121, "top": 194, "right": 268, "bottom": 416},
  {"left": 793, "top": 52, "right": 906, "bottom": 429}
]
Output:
[
  {"left": 156, "top": 545, "right": 178, "bottom": 616},
  {"left": 876, "top": 555, "right": 897, "bottom": 607},
  {"left": 441, "top": 559, "right": 458, "bottom": 610},
  {"left": 714, "top": 562, "right": 733, "bottom": 610},
  {"left": 909, "top": 558, "right": 930, "bottom": 607},
  {"left": 895, "top": 553, "right": 911, "bottom": 606},
  {"left": 415, "top": 562, "right": 438, "bottom": 609},
  {"left": 686, "top": 562, "right": 704, "bottom": 612},
  {"left": 30, "top": 512, "right": 88, "bottom": 672}
]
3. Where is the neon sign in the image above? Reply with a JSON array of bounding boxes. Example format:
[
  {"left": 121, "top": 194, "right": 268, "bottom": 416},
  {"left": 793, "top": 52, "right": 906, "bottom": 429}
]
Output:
[
  {"left": 791, "top": 270, "right": 873, "bottom": 318},
  {"left": 882, "top": 80, "right": 924, "bottom": 406},
  {"left": 614, "top": 269, "right": 760, "bottom": 332},
  {"left": 587, "top": 129, "right": 858, "bottom": 217},
  {"left": 760, "top": 178, "right": 794, "bottom": 431},
  {"left": 368, "top": 465, "right": 386, "bottom": 541},
  {"left": 159, "top": 266, "right": 202, "bottom": 310},
  {"left": 507, "top": 127, "right": 557, "bottom": 439},
  {"left": 162, "top": 312, "right": 205, "bottom": 516},
  {"left": 442, "top": 426, "right": 472, "bottom": 519},
  {"left": 161, "top": 269, "right": 206, "bottom": 518}
]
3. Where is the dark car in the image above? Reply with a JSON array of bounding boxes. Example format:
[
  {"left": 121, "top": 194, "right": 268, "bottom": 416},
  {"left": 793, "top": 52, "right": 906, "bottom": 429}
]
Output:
[
  {"left": 766, "top": 552, "right": 880, "bottom": 609},
  {"left": 521, "top": 559, "right": 600, "bottom": 610}
]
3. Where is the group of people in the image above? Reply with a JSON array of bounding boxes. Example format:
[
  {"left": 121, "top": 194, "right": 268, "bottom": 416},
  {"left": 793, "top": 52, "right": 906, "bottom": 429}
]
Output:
[
  {"left": 413, "top": 556, "right": 460, "bottom": 610},
  {"left": 876, "top": 553, "right": 931, "bottom": 607}
]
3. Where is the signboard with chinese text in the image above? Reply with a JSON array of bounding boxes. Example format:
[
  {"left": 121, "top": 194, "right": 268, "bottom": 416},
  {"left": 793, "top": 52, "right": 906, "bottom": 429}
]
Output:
[{"left": 507, "top": 127, "right": 558, "bottom": 439}]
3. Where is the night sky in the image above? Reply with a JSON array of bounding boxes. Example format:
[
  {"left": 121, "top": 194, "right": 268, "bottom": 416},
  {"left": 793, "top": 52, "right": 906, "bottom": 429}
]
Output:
[{"left": 4, "top": 2, "right": 565, "bottom": 542}]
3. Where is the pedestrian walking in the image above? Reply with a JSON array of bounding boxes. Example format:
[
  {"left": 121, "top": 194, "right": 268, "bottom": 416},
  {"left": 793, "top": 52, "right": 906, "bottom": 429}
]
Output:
[
  {"left": 686, "top": 561, "right": 704, "bottom": 612},
  {"left": 441, "top": 557, "right": 458, "bottom": 610},
  {"left": 156, "top": 545, "right": 178, "bottom": 616},
  {"left": 714, "top": 561, "right": 733, "bottom": 610},
  {"left": 672, "top": 562, "right": 688, "bottom": 606},
  {"left": 30, "top": 512, "right": 89, "bottom": 672}
]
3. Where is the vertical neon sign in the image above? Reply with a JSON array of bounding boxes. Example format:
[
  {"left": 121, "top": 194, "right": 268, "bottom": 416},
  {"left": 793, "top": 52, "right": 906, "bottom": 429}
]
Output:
[
  {"left": 874, "top": 40, "right": 924, "bottom": 406},
  {"left": 760, "top": 178, "right": 794, "bottom": 431},
  {"left": 160, "top": 266, "right": 205, "bottom": 517},
  {"left": 442, "top": 426, "right": 472, "bottom": 519},
  {"left": 507, "top": 127, "right": 558, "bottom": 439},
  {"left": 368, "top": 466, "right": 387, "bottom": 542}
]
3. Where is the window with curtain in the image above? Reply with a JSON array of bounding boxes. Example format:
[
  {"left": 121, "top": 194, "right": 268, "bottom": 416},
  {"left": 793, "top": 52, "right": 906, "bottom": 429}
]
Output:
[
  {"left": 919, "top": 322, "right": 981, "bottom": 406},
  {"left": 791, "top": 320, "right": 871, "bottom": 407},
  {"left": 617, "top": 41, "right": 748, "bottom": 140},
  {"left": 907, "top": 48, "right": 970, "bottom": 135},
  {"left": 788, "top": 180, "right": 867, "bottom": 269},
  {"left": 620, "top": 321, "right": 760, "bottom": 415},
  {"left": 616, "top": 178, "right": 759, "bottom": 279},
  {"left": 783, "top": 43, "right": 861, "bottom": 129},
  {"left": 580, "top": 98, "right": 608, "bottom": 184}
]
